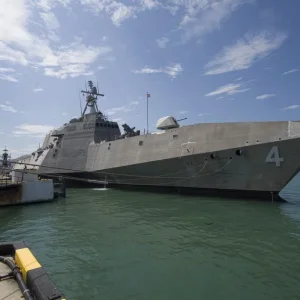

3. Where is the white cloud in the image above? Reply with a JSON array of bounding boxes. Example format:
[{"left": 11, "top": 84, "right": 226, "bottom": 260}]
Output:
[
  {"left": 198, "top": 113, "right": 211, "bottom": 117},
  {"left": 0, "top": 42, "right": 28, "bottom": 65},
  {"left": 13, "top": 124, "right": 54, "bottom": 137},
  {"left": 105, "top": 101, "right": 139, "bottom": 116},
  {"left": 178, "top": 0, "right": 252, "bottom": 42},
  {"left": 157, "top": 37, "right": 169, "bottom": 48},
  {"left": 205, "top": 83, "right": 249, "bottom": 97},
  {"left": 80, "top": 0, "right": 160, "bottom": 26},
  {"left": 40, "top": 11, "right": 60, "bottom": 41},
  {"left": 112, "top": 118, "right": 123, "bottom": 122},
  {"left": 133, "top": 63, "right": 183, "bottom": 78},
  {"left": 80, "top": 0, "right": 137, "bottom": 26},
  {"left": 205, "top": 31, "right": 287, "bottom": 75},
  {"left": 0, "top": 0, "right": 112, "bottom": 80},
  {"left": 0, "top": 104, "right": 17, "bottom": 113},
  {"left": 256, "top": 94, "right": 276, "bottom": 100},
  {"left": 111, "top": 4, "right": 136, "bottom": 26},
  {"left": 35, "top": 0, "right": 71, "bottom": 11},
  {"left": 235, "top": 77, "right": 243, "bottom": 81},
  {"left": 282, "top": 69, "right": 299, "bottom": 75},
  {"left": 0, "top": 68, "right": 15, "bottom": 72},
  {"left": 282, "top": 105, "right": 300, "bottom": 110},
  {"left": 140, "top": 0, "right": 159, "bottom": 10},
  {"left": 0, "top": 74, "right": 18, "bottom": 82},
  {"left": 0, "top": 67, "right": 18, "bottom": 82},
  {"left": 216, "top": 96, "right": 224, "bottom": 100},
  {"left": 179, "top": 110, "right": 188, "bottom": 114},
  {"left": 77, "top": 0, "right": 251, "bottom": 42},
  {"left": 62, "top": 112, "right": 68, "bottom": 116},
  {"left": 40, "top": 41, "right": 111, "bottom": 79},
  {"left": 33, "top": 87, "right": 43, "bottom": 93},
  {"left": 40, "top": 11, "right": 60, "bottom": 30}
]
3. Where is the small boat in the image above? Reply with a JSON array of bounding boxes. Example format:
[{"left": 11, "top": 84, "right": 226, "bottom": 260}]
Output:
[{"left": 0, "top": 241, "right": 66, "bottom": 300}]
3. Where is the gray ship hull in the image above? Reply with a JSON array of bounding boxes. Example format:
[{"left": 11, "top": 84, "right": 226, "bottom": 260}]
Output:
[{"left": 15, "top": 120, "right": 300, "bottom": 201}]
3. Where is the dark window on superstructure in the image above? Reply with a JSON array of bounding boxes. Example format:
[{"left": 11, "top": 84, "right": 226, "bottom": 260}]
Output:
[
  {"left": 96, "top": 123, "right": 99, "bottom": 127},
  {"left": 139, "top": 141, "right": 143, "bottom": 146},
  {"left": 173, "top": 134, "right": 178, "bottom": 139},
  {"left": 100, "top": 123, "right": 103, "bottom": 127}
]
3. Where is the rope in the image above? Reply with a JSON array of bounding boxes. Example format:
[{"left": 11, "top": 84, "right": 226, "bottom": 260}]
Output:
[
  {"left": 2, "top": 155, "right": 230, "bottom": 178},
  {"left": 1, "top": 168, "right": 107, "bottom": 185},
  {"left": 1, "top": 156, "right": 234, "bottom": 185},
  {"left": 105, "top": 158, "right": 233, "bottom": 186}
]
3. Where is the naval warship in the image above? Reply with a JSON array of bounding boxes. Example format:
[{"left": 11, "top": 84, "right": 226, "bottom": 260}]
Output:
[{"left": 13, "top": 81, "right": 300, "bottom": 200}]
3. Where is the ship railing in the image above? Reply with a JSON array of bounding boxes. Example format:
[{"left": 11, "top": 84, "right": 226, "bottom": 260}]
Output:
[
  {"left": 0, "top": 165, "right": 30, "bottom": 187},
  {"left": 0, "top": 173, "right": 23, "bottom": 187}
]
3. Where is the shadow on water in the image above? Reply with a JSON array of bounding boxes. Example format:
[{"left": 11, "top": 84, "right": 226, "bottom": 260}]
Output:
[{"left": 0, "top": 188, "right": 300, "bottom": 300}]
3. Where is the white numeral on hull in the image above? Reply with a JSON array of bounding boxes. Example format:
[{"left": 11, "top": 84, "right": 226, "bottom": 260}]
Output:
[{"left": 266, "top": 146, "right": 283, "bottom": 167}]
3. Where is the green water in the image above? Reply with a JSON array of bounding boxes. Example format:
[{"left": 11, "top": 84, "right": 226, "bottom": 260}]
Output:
[{"left": 1, "top": 186, "right": 300, "bottom": 300}]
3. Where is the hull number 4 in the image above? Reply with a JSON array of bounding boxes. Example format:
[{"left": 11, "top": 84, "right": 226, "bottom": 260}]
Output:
[{"left": 266, "top": 146, "right": 283, "bottom": 167}]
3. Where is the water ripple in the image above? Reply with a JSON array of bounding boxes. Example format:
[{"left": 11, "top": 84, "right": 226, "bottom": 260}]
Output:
[{"left": 0, "top": 188, "right": 300, "bottom": 300}]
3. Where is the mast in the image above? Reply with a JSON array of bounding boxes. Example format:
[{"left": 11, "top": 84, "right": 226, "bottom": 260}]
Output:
[
  {"left": 2, "top": 146, "right": 9, "bottom": 168},
  {"left": 81, "top": 80, "right": 104, "bottom": 117}
]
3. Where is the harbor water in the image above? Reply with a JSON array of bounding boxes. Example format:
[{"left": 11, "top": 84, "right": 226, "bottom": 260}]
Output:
[{"left": 1, "top": 177, "right": 300, "bottom": 300}]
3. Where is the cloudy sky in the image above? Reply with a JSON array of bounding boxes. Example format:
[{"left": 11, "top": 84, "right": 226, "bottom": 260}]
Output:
[{"left": 1, "top": 0, "right": 300, "bottom": 157}]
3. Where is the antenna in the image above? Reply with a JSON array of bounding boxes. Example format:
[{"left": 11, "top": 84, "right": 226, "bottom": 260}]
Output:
[
  {"left": 81, "top": 80, "right": 104, "bottom": 116},
  {"left": 79, "top": 91, "right": 83, "bottom": 116}
]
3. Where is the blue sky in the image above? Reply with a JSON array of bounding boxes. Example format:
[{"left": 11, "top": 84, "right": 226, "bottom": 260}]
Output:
[{"left": 0, "top": 0, "right": 300, "bottom": 157}]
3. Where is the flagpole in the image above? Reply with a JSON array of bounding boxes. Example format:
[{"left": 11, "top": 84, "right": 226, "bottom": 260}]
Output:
[{"left": 147, "top": 92, "right": 149, "bottom": 134}]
